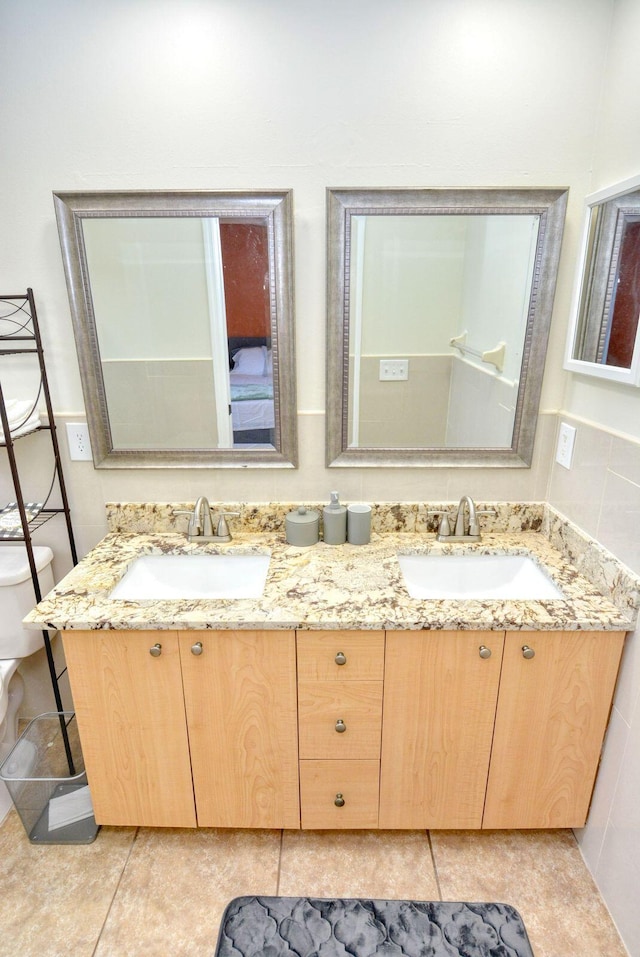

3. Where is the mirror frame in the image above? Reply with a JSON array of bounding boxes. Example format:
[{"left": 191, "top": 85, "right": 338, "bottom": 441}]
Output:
[
  {"left": 326, "top": 187, "right": 568, "bottom": 468},
  {"left": 53, "top": 189, "right": 297, "bottom": 468},
  {"left": 564, "top": 173, "right": 640, "bottom": 386}
]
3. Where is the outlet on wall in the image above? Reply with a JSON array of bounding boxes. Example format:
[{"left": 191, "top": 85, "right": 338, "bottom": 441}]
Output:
[
  {"left": 66, "top": 422, "right": 93, "bottom": 461},
  {"left": 556, "top": 422, "right": 576, "bottom": 470}
]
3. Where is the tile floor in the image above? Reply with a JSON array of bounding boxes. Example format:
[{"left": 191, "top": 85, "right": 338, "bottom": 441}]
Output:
[{"left": 0, "top": 815, "right": 629, "bottom": 957}]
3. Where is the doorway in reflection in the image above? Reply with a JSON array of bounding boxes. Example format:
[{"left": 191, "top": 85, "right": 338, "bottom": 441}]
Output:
[
  {"left": 348, "top": 213, "right": 539, "bottom": 449},
  {"left": 83, "top": 217, "right": 275, "bottom": 451}
]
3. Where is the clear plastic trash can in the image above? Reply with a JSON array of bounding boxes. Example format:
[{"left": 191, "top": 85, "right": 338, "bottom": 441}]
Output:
[{"left": 0, "top": 712, "right": 99, "bottom": 844}]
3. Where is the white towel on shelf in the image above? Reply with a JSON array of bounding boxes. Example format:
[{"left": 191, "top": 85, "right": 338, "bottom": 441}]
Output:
[{"left": 0, "top": 398, "right": 41, "bottom": 440}]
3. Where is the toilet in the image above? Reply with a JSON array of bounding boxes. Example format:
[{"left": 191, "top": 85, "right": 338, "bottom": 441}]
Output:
[{"left": 0, "top": 545, "right": 54, "bottom": 822}]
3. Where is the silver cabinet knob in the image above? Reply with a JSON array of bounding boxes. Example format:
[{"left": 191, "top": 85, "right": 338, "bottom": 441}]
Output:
[
  {"left": 335, "top": 718, "right": 346, "bottom": 733},
  {"left": 522, "top": 645, "right": 536, "bottom": 659},
  {"left": 335, "top": 651, "right": 347, "bottom": 666},
  {"left": 149, "top": 643, "right": 162, "bottom": 658},
  {"left": 191, "top": 641, "right": 203, "bottom": 656},
  {"left": 479, "top": 645, "right": 492, "bottom": 659},
  {"left": 334, "top": 793, "right": 345, "bottom": 807}
]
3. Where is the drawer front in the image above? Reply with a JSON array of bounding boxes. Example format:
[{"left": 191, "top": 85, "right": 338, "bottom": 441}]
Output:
[
  {"left": 297, "top": 631, "right": 384, "bottom": 681},
  {"left": 298, "top": 681, "right": 383, "bottom": 759},
  {"left": 299, "top": 759, "right": 379, "bottom": 829}
]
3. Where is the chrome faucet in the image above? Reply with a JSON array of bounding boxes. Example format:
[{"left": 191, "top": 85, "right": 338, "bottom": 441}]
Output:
[
  {"left": 431, "top": 495, "right": 489, "bottom": 542},
  {"left": 454, "top": 495, "right": 480, "bottom": 538},
  {"left": 191, "top": 496, "right": 215, "bottom": 539},
  {"left": 175, "top": 497, "right": 238, "bottom": 543}
]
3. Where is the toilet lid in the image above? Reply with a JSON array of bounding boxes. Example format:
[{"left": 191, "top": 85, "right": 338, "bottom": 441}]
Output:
[{"left": 0, "top": 546, "right": 53, "bottom": 586}]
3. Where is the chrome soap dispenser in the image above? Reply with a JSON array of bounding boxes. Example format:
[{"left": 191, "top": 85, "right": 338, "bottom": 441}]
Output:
[{"left": 323, "top": 490, "right": 347, "bottom": 545}]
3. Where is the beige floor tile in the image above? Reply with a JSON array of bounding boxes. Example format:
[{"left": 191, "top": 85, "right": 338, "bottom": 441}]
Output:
[
  {"left": 94, "top": 828, "right": 281, "bottom": 957},
  {"left": 0, "top": 811, "right": 135, "bottom": 957},
  {"left": 430, "top": 829, "right": 627, "bottom": 957},
  {"left": 278, "top": 829, "right": 440, "bottom": 900}
]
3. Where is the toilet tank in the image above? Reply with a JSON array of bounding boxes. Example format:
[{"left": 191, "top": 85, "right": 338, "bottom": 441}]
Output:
[{"left": 0, "top": 546, "right": 54, "bottom": 658}]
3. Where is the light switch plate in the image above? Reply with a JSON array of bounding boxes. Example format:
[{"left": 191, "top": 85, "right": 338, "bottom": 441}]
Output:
[
  {"left": 379, "top": 359, "right": 409, "bottom": 381},
  {"left": 556, "top": 422, "right": 576, "bottom": 469}
]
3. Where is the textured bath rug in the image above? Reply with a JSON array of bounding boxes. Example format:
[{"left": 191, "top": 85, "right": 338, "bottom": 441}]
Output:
[{"left": 214, "top": 896, "right": 535, "bottom": 957}]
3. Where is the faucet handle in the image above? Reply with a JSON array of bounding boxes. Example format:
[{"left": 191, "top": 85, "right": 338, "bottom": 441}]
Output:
[
  {"left": 172, "top": 508, "right": 195, "bottom": 533},
  {"left": 428, "top": 510, "right": 453, "bottom": 538},
  {"left": 214, "top": 511, "right": 239, "bottom": 540}
]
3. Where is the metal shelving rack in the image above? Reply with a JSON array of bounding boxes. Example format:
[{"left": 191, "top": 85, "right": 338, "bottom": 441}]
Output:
[{"left": 0, "top": 289, "right": 78, "bottom": 757}]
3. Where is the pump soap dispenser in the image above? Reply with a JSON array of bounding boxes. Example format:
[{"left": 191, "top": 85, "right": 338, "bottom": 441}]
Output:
[{"left": 323, "top": 491, "right": 347, "bottom": 545}]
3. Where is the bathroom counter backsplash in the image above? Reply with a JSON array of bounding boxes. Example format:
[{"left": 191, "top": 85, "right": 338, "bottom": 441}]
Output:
[{"left": 23, "top": 501, "right": 639, "bottom": 633}]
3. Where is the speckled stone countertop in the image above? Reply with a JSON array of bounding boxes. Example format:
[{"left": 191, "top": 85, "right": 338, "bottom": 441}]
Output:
[{"left": 24, "top": 502, "right": 639, "bottom": 633}]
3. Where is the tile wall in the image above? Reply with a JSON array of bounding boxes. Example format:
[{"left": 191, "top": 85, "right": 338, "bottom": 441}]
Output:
[{"left": 548, "top": 413, "right": 640, "bottom": 951}]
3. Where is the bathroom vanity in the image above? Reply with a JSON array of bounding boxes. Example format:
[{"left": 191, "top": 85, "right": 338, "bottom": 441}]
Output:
[
  {"left": 60, "top": 625, "right": 624, "bottom": 831},
  {"left": 25, "top": 502, "right": 637, "bottom": 833}
]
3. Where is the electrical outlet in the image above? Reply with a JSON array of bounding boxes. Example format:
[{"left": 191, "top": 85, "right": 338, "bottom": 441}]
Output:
[
  {"left": 555, "top": 422, "right": 576, "bottom": 470},
  {"left": 379, "top": 359, "right": 409, "bottom": 381},
  {"left": 66, "top": 422, "right": 93, "bottom": 461}
]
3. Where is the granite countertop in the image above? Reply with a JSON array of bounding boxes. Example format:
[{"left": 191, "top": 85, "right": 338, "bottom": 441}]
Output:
[{"left": 24, "top": 522, "right": 635, "bottom": 633}]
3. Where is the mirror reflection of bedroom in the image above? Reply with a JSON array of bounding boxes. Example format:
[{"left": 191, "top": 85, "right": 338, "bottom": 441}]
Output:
[{"left": 82, "top": 215, "right": 276, "bottom": 451}]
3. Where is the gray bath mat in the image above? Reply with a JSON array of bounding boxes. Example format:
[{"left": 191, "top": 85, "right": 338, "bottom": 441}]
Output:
[{"left": 214, "top": 896, "right": 535, "bottom": 957}]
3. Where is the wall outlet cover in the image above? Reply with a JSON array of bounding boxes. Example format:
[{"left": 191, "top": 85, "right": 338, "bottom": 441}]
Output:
[
  {"left": 556, "top": 422, "right": 576, "bottom": 470},
  {"left": 66, "top": 422, "right": 93, "bottom": 461}
]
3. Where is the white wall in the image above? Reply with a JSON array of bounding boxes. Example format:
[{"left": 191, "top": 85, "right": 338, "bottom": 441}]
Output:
[
  {"left": 557, "top": 1, "right": 640, "bottom": 952},
  {"left": 562, "top": 0, "right": 640, "bottom": 441},
  {"left": 4, "top": 2, "right": 640, "bottom": 950},
  {"left": 0, "top": 0, "right": 613, "bottom": 556}
]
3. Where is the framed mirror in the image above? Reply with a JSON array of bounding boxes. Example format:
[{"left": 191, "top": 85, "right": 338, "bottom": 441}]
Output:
[
  {"left": 326, "top": 187, "right": 568, "bottom": 468},
  {"left": 53, "top": 189, "right": 297, "bottom": 468},
  {"left": 565, "top": 173, "right": 640, "bottom": 386}
]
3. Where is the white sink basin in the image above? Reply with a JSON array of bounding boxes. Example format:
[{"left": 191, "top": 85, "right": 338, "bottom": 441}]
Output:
[
  {"left": 397, "top": 553, "right": 564, "bottom": 600},
  {"left": 109, "top": 553, "right": 271, "bottom": 600}
]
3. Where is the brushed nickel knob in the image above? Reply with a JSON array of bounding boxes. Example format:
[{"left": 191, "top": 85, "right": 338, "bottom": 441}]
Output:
[
  {"left": 149, "top": 643, "right": 162, "bottom": 658},
  {"left": 335, "top": 718, "right": 346, "bottom": 733},
  {"left": 522, "top": 645, "right": 536, "bottom": 659},
  {"left": 191, "top": 641, "right": 203, "bottom": 656},
  {"left": 335, "top": 651, "right": 347, "bottom": 666},
  {"left": 479, "top": 645, "right": 492, "bottom": 659},
  {"left": 334, "top": 793, "right": 345, "bottom": 807}
]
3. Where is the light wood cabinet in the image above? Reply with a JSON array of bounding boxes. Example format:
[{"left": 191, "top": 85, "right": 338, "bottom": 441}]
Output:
[
  {"left": 483, "top": 630, "right": 625, "bottom": 828},
  {"left": 63, "top": 628, "right": 299, "bottom": 829},
  {"left": 62, "top": 630, "right": 197, "bottom": 828},
  {"left": 179, "top": 630, "right": 299, "bottom": 828},
  {"left": 379, "top": 630, "right": 504, "bottom": 829},
  {"left": 64, "top": 624, "right": 625, "bottom": 832},
  {"left": 299, "top": 759, "right": 380, "bottom": 829},
  {"left": 297, "top": 630, "right": 384, "bottom": 828}
]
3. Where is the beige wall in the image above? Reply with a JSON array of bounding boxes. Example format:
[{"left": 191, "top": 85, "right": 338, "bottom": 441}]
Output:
[
  {"left": 4, "top": 2, "right": 640, "bottom": 950},
  {"left": 556, "top": 1, "right": 640, "bottom": 950},
  {"left": 0, "top": 0, "right": 612, "bottom": 553}
]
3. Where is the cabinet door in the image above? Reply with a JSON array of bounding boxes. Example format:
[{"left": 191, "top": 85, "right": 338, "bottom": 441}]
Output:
[
  {"left": 62, "top": 630, "right": 196, "bottom": 828},
  {"left": 483, "top": 630, "right": 625, "bottom": 829},
  {"left": 379, "top": 630, "right": 504, "bottom": 829},
  {"left": 179, "top": 630, "right": 299, "bottom": 828}
]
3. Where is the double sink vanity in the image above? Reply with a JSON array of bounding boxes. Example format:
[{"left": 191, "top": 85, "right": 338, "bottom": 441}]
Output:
[{"left": 25, "top": 500, "right": 638, "bottom": 834}]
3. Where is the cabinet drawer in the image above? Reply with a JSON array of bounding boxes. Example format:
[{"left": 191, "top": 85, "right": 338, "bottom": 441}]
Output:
[
  {"left": 299, "top": 759, "right": 379, "bottom": 829},
  {"left": 298, "top": 681, "right": 383, "bottom": 759},
  {"left": 297, "top": 631, "right": 384, "bottom": 681}
]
